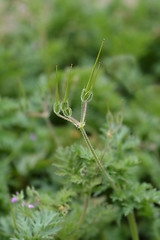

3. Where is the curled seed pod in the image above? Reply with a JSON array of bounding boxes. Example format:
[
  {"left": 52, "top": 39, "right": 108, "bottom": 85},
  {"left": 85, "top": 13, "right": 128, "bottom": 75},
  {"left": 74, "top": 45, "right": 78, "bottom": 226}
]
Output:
[
  {"left": 116, "top": 111, "right": 123, "bottom": 125},
  {"left": 106, "top": 110, "right": 113, "bottom": 127},
  {"left": 81, "top": 89, "right": 93, "bottom": 102},
  {"left": 63, "top": 107, "right": 72, "bottom": 117},
  {"left": 54, "top": 102, "right": 61, "bottom": 114},
  {"left": 61, "top": 100, "right": 69, "bottom": 111}
]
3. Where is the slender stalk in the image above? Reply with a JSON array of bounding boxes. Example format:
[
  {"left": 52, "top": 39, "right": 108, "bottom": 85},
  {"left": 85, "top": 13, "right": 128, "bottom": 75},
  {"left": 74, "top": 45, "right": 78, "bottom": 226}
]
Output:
[
  {"left": 81, "top": 101, "right": 84, "bottom": 123},
  {"left": 64, "top": 64, "right": 72, "bottom": 101},
  {"left": 57, "top": 113, "right": 74, "bottom": 124},
  {"left": 57, "top": 113, "right": 80, "bottom": 127},
  {"left": 9, "top": 196, "right": 18, "bottom": 231},
  {"left": 128, "top": 211, "right": 139, "bottom": 240},
  {"left": 90, "top": 62, "right": 101, "bottom": 90},
  {"left": 56, "top": 65, "right": 59, "bottom": 104},
  {"left": 81, "top": 102, "right": 87, "bottom": 124},
  {"left": 80, "top": 127, "right": 117, "bottom": 191},
  {"left": 78, "top": 195, "right": 89, "bottom": 228},
  {"left": 82, "top": 102, "right": 87, "bottom": 123},
  {"left": 86, "top": 39, "right": 105, "bottom": 92},
  {"left": 68, "top": 116, "right": 81, "bottom": 127}
]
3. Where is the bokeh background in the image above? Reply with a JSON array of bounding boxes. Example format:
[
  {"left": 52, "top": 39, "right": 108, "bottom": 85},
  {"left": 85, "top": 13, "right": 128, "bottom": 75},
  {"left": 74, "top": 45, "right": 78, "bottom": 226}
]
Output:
[{"left": 0, "top": 0, "right": 160, "bottom": 239}]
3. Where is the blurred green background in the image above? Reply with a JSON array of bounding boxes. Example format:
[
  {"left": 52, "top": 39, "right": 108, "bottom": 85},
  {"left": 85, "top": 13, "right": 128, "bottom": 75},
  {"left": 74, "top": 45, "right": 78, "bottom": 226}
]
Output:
[{"left": 0, "top": 0, "right": 160, "bottom": 239}]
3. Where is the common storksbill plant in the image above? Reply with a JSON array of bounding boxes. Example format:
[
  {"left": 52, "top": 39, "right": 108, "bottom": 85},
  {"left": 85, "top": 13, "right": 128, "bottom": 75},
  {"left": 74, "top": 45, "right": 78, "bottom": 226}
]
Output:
[{"left": 53, "top": 40, "right": 139, "bottom": 240}]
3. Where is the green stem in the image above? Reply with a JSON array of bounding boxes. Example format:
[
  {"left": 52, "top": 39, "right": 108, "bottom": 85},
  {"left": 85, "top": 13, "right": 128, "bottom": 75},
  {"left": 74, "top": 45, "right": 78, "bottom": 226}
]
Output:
[
  {"left": 80, "top": 128, "right": 139, "bottom": 240},
  {"left": 9, "top": 196, "right": 18, "bottom": 231},
  {"left": 80, "top": 127, "right": 117, "bottom": 191},
  {"left": 57, "top": 113, "right": 74, "bottom": 124},
  {"left": 56, "top": 64, "right": 59, "bottom": 104},
  {"left": 81, "top": 101, "right": 84, "bottom": 123},
  {"left": 78, "top": 195, "right": 89, "bottom": 228},
  {"left": 128, "top": 211, "right": 139, "bottom": 240},
  {"left": 68, "top": 116, "right": 80, "bottom": 127},
  {"left": 90, "top": 62, "right": 101, "bottom": 90}
]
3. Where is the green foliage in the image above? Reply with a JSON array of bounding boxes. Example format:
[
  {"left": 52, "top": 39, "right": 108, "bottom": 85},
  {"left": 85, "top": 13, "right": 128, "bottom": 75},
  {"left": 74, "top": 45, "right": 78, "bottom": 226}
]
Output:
[
  {"left": 0, "top": 0, "right": 160, "bottom": 239},
  {"left": 11, "top": 210, "right": 61, "bottom": 240},
  {"left": 54, "top": 144, "right": 101, "bottom": 193}
]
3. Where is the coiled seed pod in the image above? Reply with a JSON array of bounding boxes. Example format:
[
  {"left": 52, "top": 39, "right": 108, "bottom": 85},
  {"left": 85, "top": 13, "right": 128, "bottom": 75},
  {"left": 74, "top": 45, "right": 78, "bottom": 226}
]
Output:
[
  {"left": 54, "top": 102, "right": 61, "bottom": 114},
  {"left": 61, "top": 100, "right": 69, "bottom": 111},
  {"left": 81, "top": 89, "right": 93, "bottom": 102},
  {"left": 63, "top": 107, "right": 72, "bottom": 117}
]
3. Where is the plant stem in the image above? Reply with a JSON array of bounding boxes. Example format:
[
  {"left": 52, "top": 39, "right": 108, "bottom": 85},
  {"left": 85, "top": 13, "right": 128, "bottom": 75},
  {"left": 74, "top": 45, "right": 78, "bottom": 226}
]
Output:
[
  {"left": 82, "top": 102, "right": 87, "bottom": 123},
  {"left": 81, "top": 102, "right": 87, "bottom": 124},
  {"left": 80, "top": 127, "right": 117, "bottom": 191},
  {"left": 128, "top": 211, "right": 139, "bottom": 240},
  {"left": 8, "top": 196, "right": 18, "bottom": 231},
  {"left": 78, "top": 195, "right": 89, "bottom": 228},
  {"left": 64, "top": 64, "right": 72, "bottom": 101},
  {"left": 80, "top": 128, "right": 139, "bottom": 240},
  {"left": 86, "top": 39, "right": 104, "bottom": 92},
  {"left": 56, "top": 64, "right": 59, "bottom": 104},
  {"left": 90, "top": 62, "right": 101, "bottom": 90},
  {"left": 81, "top": 101, "right": 84, "bottom": 122}
]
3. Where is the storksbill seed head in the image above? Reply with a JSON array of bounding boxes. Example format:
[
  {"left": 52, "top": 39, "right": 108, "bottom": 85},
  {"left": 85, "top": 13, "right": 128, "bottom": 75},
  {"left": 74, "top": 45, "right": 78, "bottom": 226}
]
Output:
[
  {"left": 81, "top": 89, "right": 93, "bottom": 102},
  {"left": 54, "top": 102, "right": 61, "bottom": 114},
  {"left": 61, "top": 100, "right": 69, "bottom": 111},
  {"left": 63, "top": 107, "right": 72, "bottom": 117}
]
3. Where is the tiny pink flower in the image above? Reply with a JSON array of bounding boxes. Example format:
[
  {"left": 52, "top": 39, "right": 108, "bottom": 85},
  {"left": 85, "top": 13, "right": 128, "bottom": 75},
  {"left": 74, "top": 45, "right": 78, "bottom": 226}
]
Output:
[
  {"left": 11, "top": 197, "right": 18, "bottom": 203},
  {"left": 28, "top": 204, "right": 34, "bottom": 208}
]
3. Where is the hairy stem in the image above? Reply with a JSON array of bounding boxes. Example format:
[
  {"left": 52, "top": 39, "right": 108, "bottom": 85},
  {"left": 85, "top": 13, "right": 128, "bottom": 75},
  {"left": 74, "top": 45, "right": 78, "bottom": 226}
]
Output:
[
  {"left": 81, "top": 102, "right": 87, "bottom": 124},
  {"left": 128, "top": 211, "right": 139, "bottom": 240},
  {"left": 81, "top": 101, "right": 84, "bottom": 123},
  {"left": 82, "top": 102, "right": 87, "bottom": 123},
  {"left": 80, "top": 127, "right": 117, "bottom": 191}
]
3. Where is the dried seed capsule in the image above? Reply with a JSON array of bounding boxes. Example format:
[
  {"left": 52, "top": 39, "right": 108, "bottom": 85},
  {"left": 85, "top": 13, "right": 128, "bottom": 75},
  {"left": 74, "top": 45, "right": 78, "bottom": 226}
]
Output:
[
  {"left": 63, "top": 107, "right": 72, "bottom": 117},
  {"left": 61, "top": 100, "right": 69, "bottom": 111},
  {"left": 81, "top": 89, "right": 93, "bottom": 102},
  {"left": 54, "top": 102, "right": 61, "bottom": 114}
]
